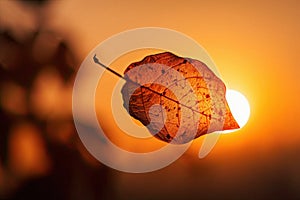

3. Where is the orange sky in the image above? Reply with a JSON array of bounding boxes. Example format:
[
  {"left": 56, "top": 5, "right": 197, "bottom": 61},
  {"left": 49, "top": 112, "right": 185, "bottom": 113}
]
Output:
[
  {"left": 46, "top": 0, "right": 300, "bottom": 153},
  {"left": 43, "top": 0, "right": 300, "bottom": 198}
]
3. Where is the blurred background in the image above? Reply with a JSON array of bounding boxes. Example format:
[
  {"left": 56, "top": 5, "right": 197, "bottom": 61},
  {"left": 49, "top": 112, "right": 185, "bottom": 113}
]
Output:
[{"left": 0, "top": 0, "right": 299, "bottom": 199}]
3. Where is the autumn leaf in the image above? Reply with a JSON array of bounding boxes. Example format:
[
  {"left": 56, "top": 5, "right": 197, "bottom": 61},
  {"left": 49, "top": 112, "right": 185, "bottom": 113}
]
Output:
[{"left": 121, "top": 52, "right": 239, "bottom": 144}]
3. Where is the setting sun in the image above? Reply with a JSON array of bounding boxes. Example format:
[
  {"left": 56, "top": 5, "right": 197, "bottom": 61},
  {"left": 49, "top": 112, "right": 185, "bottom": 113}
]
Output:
[{"left": 225, "top": 89, "right": 250, "bottom": 132}]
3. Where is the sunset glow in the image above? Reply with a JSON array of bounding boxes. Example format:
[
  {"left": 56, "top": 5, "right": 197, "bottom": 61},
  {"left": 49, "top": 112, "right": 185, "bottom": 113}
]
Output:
[{"left": 224, "top": 89, "right": 250, "bottom": 133}]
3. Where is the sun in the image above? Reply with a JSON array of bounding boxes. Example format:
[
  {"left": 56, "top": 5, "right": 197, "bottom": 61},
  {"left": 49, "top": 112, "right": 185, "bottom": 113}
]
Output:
[{"left": 223, "top": 89, "right": 250, "bottom": 133}]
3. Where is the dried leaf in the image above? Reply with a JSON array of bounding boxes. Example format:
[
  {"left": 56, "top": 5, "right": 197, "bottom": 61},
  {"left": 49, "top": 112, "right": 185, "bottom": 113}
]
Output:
[{"left": 121, "top": 52, "right": 239, "bottom": 144}]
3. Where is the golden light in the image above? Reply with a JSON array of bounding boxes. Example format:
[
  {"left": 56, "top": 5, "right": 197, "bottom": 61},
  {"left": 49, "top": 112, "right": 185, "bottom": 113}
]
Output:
[{"left": 223, "top": 89, "right": 250, "bottom": 133}]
